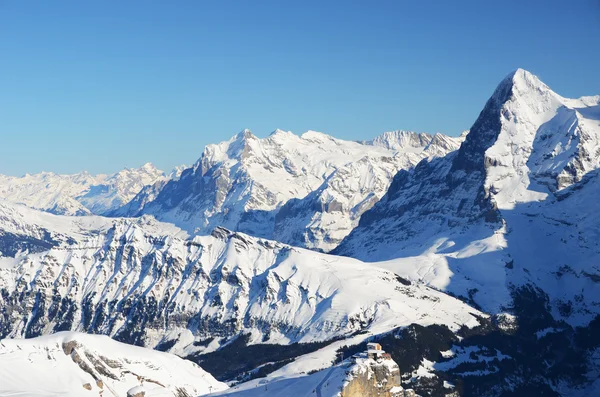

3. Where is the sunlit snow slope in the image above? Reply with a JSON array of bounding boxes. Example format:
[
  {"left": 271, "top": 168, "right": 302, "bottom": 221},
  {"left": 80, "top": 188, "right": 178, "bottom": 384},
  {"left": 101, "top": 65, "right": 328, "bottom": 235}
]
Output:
[{"left": 0, "top": 331, "right": 227, "bottom": 397}]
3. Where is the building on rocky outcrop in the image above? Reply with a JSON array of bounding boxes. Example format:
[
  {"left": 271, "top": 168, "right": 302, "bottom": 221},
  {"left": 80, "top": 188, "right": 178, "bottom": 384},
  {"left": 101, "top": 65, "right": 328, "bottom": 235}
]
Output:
[
  {"left": 340, "top": 343, "right": 409, "bottom": 397},
  {"left": 367, "top": 342, "right": 385, "bottom": 360}
]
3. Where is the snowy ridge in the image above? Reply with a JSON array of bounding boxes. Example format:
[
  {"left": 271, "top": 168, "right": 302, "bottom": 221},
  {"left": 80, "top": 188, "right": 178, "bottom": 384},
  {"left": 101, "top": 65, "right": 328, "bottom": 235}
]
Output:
[
  {"left": 0, "top": 200, "right": 483, "bottom": 359},
  {"left": 2, "top": 68, "right": 599, "bottom": 396},
  {"left": 363, "top": 130, "right": 435, "bottom": 151},
  {"left": 0, "top": 199, "right": 186, "bottom": 256},
  {"left": 0, "top": 331, "right": 227, "bottom": 397},
  {"left": 364, "top": 129, "right": 464, "bottom": 157},
  {"left": 120, "top": 129, "right": 461, "bottom": 251},
  {"left": 0, "top": 163, "right": 170, "bottom": 216}
]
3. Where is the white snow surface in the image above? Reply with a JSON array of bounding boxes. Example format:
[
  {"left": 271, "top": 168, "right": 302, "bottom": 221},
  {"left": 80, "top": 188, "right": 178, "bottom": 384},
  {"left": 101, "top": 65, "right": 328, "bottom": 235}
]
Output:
[
  {"left": 483, "top": 68, "right": 600, "bottom": 204},
  {"left": 0, "top": 331, "right": 226, "bottom": 397},
  {"left": 0, "top": 163, "right": 170, "bottom": 216},
  {"left": 3, "top": 68, "right": 599, "bottom": 395}
]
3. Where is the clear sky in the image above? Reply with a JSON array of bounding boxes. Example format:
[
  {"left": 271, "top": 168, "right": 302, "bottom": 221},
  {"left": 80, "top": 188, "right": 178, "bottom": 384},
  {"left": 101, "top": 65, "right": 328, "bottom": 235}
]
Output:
[{"left": 1, "top": 0, "right": 599, "bottom": 175}]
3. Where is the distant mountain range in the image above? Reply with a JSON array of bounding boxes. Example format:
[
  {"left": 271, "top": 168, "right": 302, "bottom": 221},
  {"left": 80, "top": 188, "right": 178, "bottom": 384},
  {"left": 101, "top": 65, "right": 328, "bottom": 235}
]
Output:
[
  {"left": 0, "top": 162, "right": 185, "bottom": 216},
  {"left": 0, "top": 129, "right": 462, "bottom": 252}
]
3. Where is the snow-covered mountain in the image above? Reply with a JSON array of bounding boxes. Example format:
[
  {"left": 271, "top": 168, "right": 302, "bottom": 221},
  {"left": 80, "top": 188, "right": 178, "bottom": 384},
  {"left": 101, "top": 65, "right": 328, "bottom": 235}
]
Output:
[
  {"left": 0, "top": 331, "right": 227, "bottom": 397},
  {"left": 336, "top": 69, "right": 600, "bottom": 325},
  {"left": 0, "top": 163, "right": 169, "bottom": 216},
  {"left": 116, "top": 129, "right": 462, "bottom": 251},
  {"left": 0, "top": 200, "right": 482, "bottom": 358}
]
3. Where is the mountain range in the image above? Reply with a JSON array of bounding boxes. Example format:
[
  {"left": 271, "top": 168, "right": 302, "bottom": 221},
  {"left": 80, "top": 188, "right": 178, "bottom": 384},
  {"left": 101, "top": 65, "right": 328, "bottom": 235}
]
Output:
[
  {"left": 1, "top": 69, "right": 599, "bottom": 397},
  {"left": 112, "top": 128, "right": 463, "bottom": 252}
]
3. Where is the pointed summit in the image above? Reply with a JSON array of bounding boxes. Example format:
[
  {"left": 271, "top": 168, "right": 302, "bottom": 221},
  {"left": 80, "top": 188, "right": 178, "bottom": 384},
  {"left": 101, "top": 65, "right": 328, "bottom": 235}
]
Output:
[
  {"left": 140, "top": 162, "right": 158, "bottom": 172},
  {"left": 492, "top": 68, "right": 555, "bottom": 102},
  {"left": 269, "top": 128, "right": 293, "bottom": 137},
  {"left": 234, "top": 128, "right": 255, "bottom": 140},
  {"left": 502, "top": 68, "right": 537, "bottom": 82},
  {"left": 511, "top": 68, "right": 541, "bottom": 84},
  {"left": 453, "top": 69, "right": 564, "bottom": 172}
]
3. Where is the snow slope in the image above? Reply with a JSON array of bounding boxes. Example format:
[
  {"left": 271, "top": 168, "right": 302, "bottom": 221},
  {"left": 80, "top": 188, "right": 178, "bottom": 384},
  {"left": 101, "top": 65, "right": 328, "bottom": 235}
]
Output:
[
  {"left": 0, "top": 331, "right": 227, "bottom": 397},
  {"left": 207, "top": 360, "right": 361, "bottom": 397},
  {"left": 207, "top": 363, "right": 350, "bottom": 397},
  {"left": 207, "top": 351, "right": 404, "bottom": 397},
  {"left": 118, "top": 129, "right": 462, "bottom": 251},
  {"left": 336, "top": 69, "right": 600, "bottom": 325},
  {"left": 0, "top": 163, "right": 169, "bottom": 216}
]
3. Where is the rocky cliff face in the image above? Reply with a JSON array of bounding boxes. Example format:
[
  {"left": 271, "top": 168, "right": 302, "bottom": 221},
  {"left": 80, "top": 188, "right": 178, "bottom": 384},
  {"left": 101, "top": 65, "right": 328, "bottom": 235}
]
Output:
[
  {"left": 337, "top": 69, "right": 600, "bottom": 261},
  {"left": 341, "top": 355, "right": 403, "bottom": 397}
]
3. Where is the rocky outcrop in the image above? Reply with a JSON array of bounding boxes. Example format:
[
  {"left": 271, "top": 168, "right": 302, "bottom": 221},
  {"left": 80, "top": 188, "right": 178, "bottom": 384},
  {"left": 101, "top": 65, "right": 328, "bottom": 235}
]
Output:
[
  {"left": 341, "top": 356, "right": 403, "bottom": 397},
  {"left": 127, "top": 386, "right": 146, "bottom": 397}
]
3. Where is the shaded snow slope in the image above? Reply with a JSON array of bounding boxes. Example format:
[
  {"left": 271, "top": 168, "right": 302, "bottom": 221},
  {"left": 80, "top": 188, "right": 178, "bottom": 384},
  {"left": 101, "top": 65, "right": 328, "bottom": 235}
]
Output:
[
  {"left": 336, "top": 69, "right": 600, "bottom": 325},
  {"left": 0, "top": 331, "right": 226, "bottom": 397},
  {"left": 0, "top": 163, "right": 170, "bottom": 216},
  {"left": 118, "top": 129, "right": 462, "bottom": 251}
]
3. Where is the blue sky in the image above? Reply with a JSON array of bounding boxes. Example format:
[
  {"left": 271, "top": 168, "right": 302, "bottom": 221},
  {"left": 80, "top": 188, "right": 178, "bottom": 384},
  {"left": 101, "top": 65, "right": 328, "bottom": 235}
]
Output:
[{"left": 1, "top": 0, "right": 599, "bottom": 175}]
